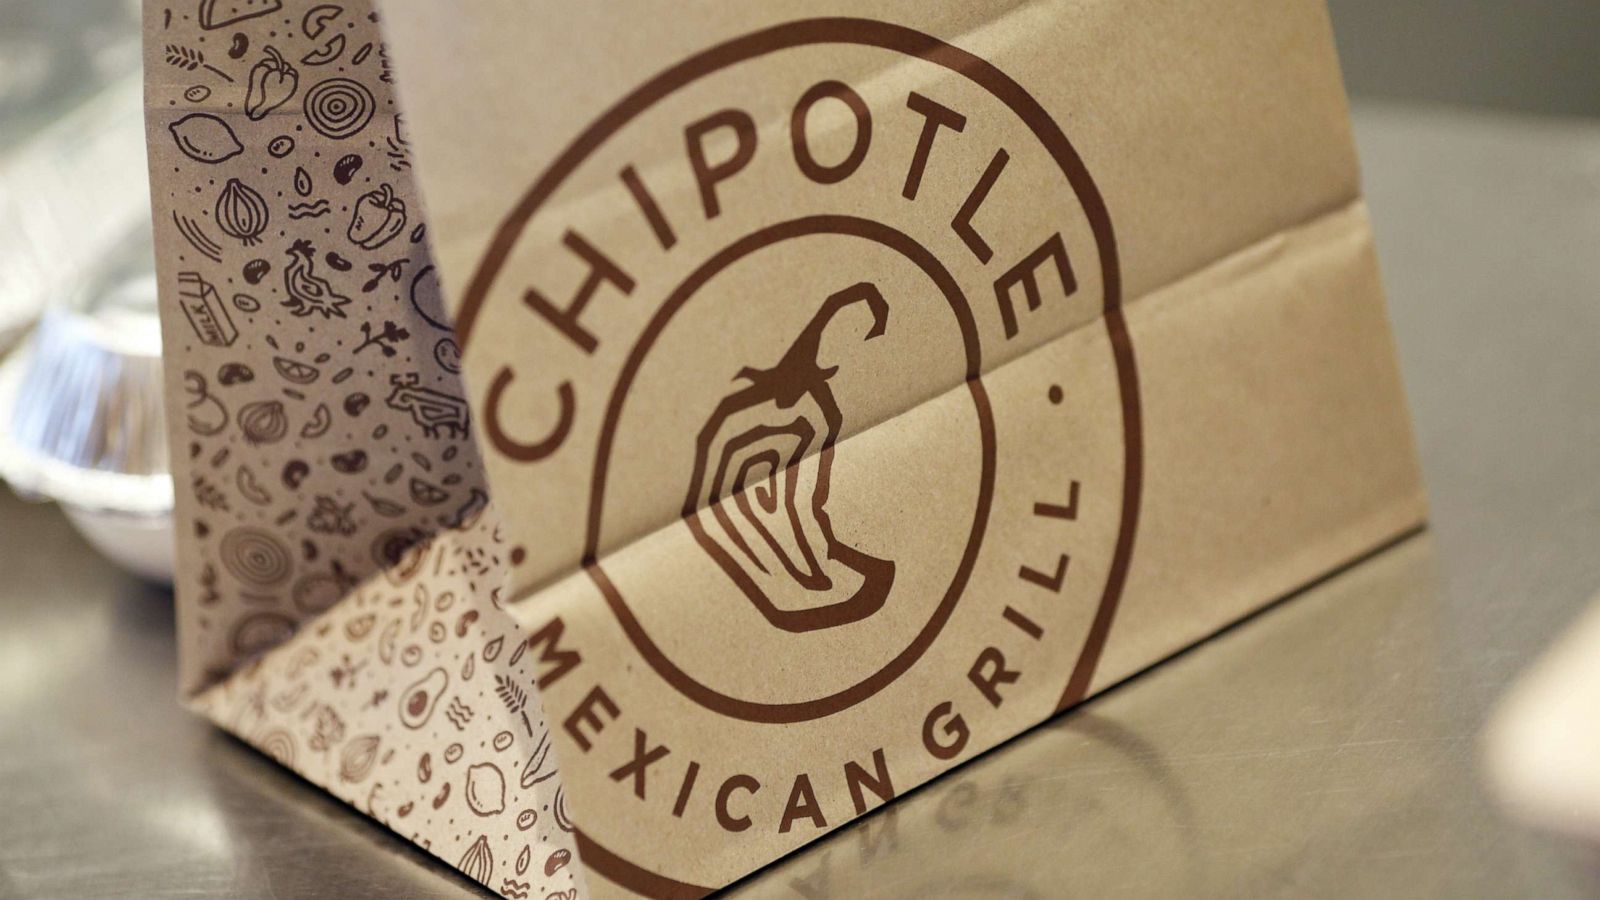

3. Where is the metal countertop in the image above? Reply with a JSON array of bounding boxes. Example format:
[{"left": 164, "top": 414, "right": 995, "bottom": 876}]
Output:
[{"left": 3, "top": 101, "right": 1599, "bottom": 899}]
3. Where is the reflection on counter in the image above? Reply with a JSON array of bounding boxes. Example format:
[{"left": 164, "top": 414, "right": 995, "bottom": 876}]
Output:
[{"left": 731, "top": 536, "right": 1442, "bottom": 899}]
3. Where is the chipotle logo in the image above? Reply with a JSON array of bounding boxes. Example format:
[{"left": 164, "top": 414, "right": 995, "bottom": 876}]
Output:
[
  {"left": 451, "top": 19, "right": 1141, "bottom": 896},
  {"left": 684, "top": 280, "right": 900, "bottom": 634}
]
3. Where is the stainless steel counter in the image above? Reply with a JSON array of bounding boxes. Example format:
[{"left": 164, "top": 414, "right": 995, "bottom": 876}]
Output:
[{"left": 4, "top": 101, "right": 1599, "bottom": 899}]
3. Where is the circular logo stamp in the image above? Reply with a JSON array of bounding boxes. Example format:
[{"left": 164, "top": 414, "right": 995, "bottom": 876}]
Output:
[
  {"left": 585, "top": 215, "right": 997, "bottom": 725},
  {"left": 455, "top": 18, "right": 1140, "bottom": 894}
]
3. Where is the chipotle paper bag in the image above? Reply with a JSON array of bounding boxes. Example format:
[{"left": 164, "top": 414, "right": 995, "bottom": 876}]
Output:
[{"left": 144, "top": 1, "right": 1425, "bottom": 897}]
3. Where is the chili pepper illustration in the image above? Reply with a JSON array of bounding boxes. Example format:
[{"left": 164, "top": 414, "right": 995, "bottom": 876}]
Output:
[
  {"left": 684, "top": 282, "right": 896, "bottom": 632},
  {"left": 245, "top": 46, "right": 298, "bottom": 121},
  {"left": 347, "top": 183, "right": 408, "bottom": 250}
]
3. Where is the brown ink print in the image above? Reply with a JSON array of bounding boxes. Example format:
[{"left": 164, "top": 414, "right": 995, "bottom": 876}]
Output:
[
  {"left": 304, "top": 77, "right": 375, "bottom": 139},
  {"left": 282, "top": 240, "right": 351, "bottom": 318},
  {"left": 684, "top": 282, "right": 896, "bottom": 633},
  {"left": 169, "top": 113, "right": 243, "bottom": 163}
]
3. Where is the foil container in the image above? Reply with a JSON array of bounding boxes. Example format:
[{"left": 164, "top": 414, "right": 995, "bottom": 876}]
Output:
[{"left": 0, "top": 229, "right": 175, "bottom": 581}]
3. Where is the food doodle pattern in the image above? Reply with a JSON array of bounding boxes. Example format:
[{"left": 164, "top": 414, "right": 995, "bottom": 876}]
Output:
[
  {"left": 145, "top": 4, "right": 581, "bottom": 897},
  {"left": 193, "top": 523, "right": 583, "bottom": 900},
  {"left": 148, "top": 0, "right": 479, "bottom": 684}
]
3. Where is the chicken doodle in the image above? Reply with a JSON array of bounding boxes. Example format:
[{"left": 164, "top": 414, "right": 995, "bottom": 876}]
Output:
[{"left": 281, "top": 239, "right": 351, "bottom": 318}]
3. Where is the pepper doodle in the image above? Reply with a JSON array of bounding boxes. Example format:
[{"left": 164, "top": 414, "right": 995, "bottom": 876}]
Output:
[
  {"left": 347, "top": 183, "right": 407, "bottom": 249},
  {"left": 245, "top": 46, "right": 298, "bottom": 121}
]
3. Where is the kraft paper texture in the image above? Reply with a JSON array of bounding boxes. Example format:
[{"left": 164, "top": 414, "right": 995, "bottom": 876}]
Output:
[
  {"left": 144, "top": 1, "right": 1425, "bottom": 897},
  {"left": 144, "top": 3, "right": 582, "bottom": 898}
]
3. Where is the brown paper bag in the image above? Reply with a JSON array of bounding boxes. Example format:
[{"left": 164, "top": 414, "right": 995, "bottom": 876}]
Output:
[{"left": 144, "top": 1, "right": 1425, "bottom": 897}]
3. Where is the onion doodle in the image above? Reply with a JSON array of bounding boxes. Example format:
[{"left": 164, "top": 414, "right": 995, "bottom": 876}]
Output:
[
  {"left": 338, "top": 734, "right": 380, "bottom": 783},
  {"left": 238, "top": 399, "right": 289, "bottom": 445},
  {"left": 219, "top": 526, "right": 292, "bottom": 587},
  {"left": 214, "top": 178, "right": 269, "bottom": 245},
  {"left": 684, "top": 282, "right": 897, "bottom": 632},
  {"left": 230, "top": 611, "right": 296, "bottom": 656},
  {"left": 254, "top": 728, "right": 296, "bottom": 768},
  {"left": 303, "top": 77, "right": 375, "bottom": 140}
]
